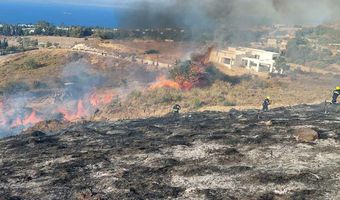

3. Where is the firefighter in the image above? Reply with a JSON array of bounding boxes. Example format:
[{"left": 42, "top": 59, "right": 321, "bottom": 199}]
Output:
[
  {"left": 173, "top": 104, "right": 181, "bottom": 114},
  {"left": 262, "top": 97, "right": 271, "bottom": 112},
  {"left": 332, "top": 86, "right": 340, "bottom": 104}
]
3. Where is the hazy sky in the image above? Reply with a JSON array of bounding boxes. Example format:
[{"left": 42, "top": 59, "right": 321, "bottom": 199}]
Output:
[{"left": 1, "top": 0, "right": 140, "bottom": 7}]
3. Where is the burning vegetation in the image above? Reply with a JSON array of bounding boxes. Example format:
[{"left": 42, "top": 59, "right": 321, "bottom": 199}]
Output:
[
  {"left": 0, "top": 57, "right": 156, "bottom": 135},
  {"left": 0, "top": 88, "right": 116, "bottom": 133},
  {"left": 149, "top": 47, "right": 241, "bottom": 91}
]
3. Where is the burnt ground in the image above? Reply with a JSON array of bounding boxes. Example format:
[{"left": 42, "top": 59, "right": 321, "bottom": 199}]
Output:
[{"left": 0, "top": 104, "right": 340, "bottom": 200}]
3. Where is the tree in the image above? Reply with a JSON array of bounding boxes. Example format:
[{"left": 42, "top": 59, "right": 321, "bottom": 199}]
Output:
[
  {"left": 0, "top": 38, "right": 8, "bottom": 49},
  {"left": 69, "top": 26, "right": 93, "bottom": 38},
  {"left": 46, "top": 41, "right": 52, "bottom": 48},
  {"left": 275, "top": 55, "right": 290, "bottom": 73},
  {"left": 35, "top": 21, "right": 55, "bottom": 35}
]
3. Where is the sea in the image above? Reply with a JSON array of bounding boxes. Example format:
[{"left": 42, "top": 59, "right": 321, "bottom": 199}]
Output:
[{"left": 0, "top": 2, "right": 120, "bottom": 27}]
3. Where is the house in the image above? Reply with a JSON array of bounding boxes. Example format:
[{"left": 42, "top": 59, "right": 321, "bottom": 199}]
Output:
[
  {"left": 210, "top": 47, "right": 280, "bottom": 73},
  {"left": 209, "top": 47, "right": 245, "bottom": 68},
  {"left": 240, "top": 48, "right": 279, "bottom": 73},
  {"left": 22, "top": 28, "right": 35, "bottom": 34}
]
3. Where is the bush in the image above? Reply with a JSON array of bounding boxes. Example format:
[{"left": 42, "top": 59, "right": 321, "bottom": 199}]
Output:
[
  {"left": 192, "top": 98, "right": 204, "bottom": 108},
  {"left": 224, "top": 100, "right": 237, "bottom": 107},
  {"left": 46, "top": 41, "right": 52, "bottom": 48},
  {"left": 146, "top": 88, "right": 182, "bottom": 104},
  {"left": 24, "top": 58, "right": 41, "bottom": 69},
  {"left": 3, "top": 81, "right": 30, "bottom": 94},
  {"left": 161, "top": 91, "right": 182, "bottom": 103},
  {"left": 32, "top": 81, "right": 48, "bottom": 89},
  {"left": 250, "top": 79, "right": 270, "bottom": 89},
  {"left": 145, "top": 49, "right": 160, "bottom": 54},
  {"left": 128, "top": 90, "right": 142, "bottom": 99},
  {"left": 205, "top": 65, "right": 242, "bottom": 84}
]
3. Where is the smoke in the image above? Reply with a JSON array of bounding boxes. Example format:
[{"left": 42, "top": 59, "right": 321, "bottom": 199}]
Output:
[
  {"left": 118, "top": 0, "right": 340, "bottom": 29},
  {"left": 271, "top": 0, "right": 340, "bottom": 25},
  {"left": 0, "top": 58, "right": 162, "bottom": 137}
]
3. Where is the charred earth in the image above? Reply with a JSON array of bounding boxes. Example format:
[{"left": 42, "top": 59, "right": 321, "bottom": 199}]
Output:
[{"left": 0, "top": 104, "right": 340, "bottom": 199}]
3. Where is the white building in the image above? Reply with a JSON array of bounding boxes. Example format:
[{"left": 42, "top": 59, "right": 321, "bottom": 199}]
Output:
[
  {"left": 241, "top": 48, "right": 279, "bottom": 73},
  {"left": 210, "top": 47, "right": 280, "bottom": 73},
  {"left": 210, "top": 47, "right": 246, "bottom": 68}
]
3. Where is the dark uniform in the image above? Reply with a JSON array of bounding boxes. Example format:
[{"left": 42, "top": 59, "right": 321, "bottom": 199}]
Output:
[
  {"left": 332, "top": 89, "right": 340, "bottom": 104},
  {"left": 173, "top": 104, "right": 181, "bottom": 113},
  {"left": 262, "top": 98, "right": 271, "bottom": 112}
]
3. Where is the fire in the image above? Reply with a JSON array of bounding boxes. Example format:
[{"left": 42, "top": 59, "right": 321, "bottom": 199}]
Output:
[
  {"left": 10, "top": 111, "right": 43, "bottom": 128},
  {"left": 11, "top": 117, "right": 22, "bottom": 128},
  {"left": 149, "top": 75, "right": 181, "bottom": 90},
  {"left": 89, "top": 90, "right": 115, "bottom": 107},
  {"left": 0, "top": 101, "right": 7, "bottom": 126},
  {"left": 58, "top": 100, "right": 88, "bottom": 122},
  {"left": 22, "top": 111, "right": 43, "bottom": 126},
  {"left": 179, "top": 81, "right": 195, "bottom": 90}
]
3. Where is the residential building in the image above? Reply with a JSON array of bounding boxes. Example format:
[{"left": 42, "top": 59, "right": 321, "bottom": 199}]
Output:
[{"left": 209, "top": 47, "right": 280, "bottom": 73}]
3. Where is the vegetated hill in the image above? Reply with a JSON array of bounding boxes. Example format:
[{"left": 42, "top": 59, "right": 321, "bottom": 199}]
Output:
[{"left": 1, "top": 104, "right": 339, "bottom": 199}]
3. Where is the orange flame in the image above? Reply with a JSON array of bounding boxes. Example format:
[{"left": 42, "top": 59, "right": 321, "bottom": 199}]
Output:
[
  {"left": 11, "top": 117, "right": 22, "bottom": 128},
  {"left": 149, "top": 75, "right": 181, "bottom": 90},
  {"left": 22, "top": 111, "right": 43, "bottom": 126},
  {"left": 59, "top": 100, "right": 88, "bottom": 122},
  {"left": 89, "top": 90, "right": 115, "bottom": 107},
  {"left": 10, "top": 111, "right": 43, "bottom": 128}
]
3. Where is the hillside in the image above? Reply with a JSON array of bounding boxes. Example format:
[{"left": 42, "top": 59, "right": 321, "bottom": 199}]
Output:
[{"left": 1, "top": 104, "right": 339, "bottom": 199}]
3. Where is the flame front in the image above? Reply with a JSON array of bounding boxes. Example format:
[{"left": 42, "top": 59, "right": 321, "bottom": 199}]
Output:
[
  {"left": 149, "top": 75, "right": 181, "bottom": 90},
  {"left": 58, "top": 100, "right": 88, "bottom": 122},
  {"left": 89, "top": 90, "right": 115, "bottom": 107}
]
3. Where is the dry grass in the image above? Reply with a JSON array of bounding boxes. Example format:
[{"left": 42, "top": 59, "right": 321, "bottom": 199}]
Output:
[
  {"left": 95, "top": 70, "right": 335, "bottom": 121},
  {"left": 29, "top": 36, "right": 87, "bottom": 48},
  {"left": 0, "top": 49, "right": 71, "bottom": 87}
]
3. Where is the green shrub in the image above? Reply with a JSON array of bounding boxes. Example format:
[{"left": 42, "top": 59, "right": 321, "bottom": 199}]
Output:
[
  {"left": 146, "top": 88, "right": 182, "bottom": 104},
  {"left": 192, "top": 98, "right": 204, "bottom": 108},
  {"left": 251, "top": 79, "right": 269, "bottom": 89},
  {"left": 161, "top": 91, "right": 182, "bottom": 103},
  {"left": 145, "top": 49, "right": 160, "bottom": 54},
  {"left": 128, "top": 90, "right": 142, "bottom": 99},
  {"left": 24, "top": 58, "right": 41, "bottom": 69},
  {"left": 217, "top": 95, "right": 226, "bottom": 103},
  {"left": 32, "top": 81, "right": 48, "bottom": 89},
  {"left": 3, "top": 82, "right": 30, "bottom": 94},
  {"left": 223, "top": 100, "right": 237, "bottom": 107},
  {"left": 205, "top": 65, "right": 244, "bottom": 85}
]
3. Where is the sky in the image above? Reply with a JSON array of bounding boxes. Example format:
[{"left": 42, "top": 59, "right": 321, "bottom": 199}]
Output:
[
  {"left": 1, "top": 0, "right": 340, "bottom": 28},
  {"left": 0, "top": 0, "right": 139, "bottom": 7}
]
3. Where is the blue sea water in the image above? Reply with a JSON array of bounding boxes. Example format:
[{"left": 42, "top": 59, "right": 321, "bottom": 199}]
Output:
[{"left": 0, "top": 2, "right": 119, "bottom": 27}]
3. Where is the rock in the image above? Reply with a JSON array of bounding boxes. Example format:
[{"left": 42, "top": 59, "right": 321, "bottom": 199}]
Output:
[
  {"left": 265, "top": 121, "right": 273, "bottom": 126},
  {"left": 294, "top": 128, "right": 319, "bottom": 143},
  {"left": 27, "top": 130, "right": 46, "bottom": 137}
]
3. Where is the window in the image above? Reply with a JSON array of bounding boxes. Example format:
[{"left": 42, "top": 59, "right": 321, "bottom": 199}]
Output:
[
  {"left": 223, "top": 58, "right": 231, "bottom": 65},
  {"left": 250, "top": 61, "right": 258, "bottom": 67}
]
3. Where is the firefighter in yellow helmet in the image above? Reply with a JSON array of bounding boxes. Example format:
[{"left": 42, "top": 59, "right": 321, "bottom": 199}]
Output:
[
  {"left": 332, "top": 86, "right": 340, "bottom": 104},
  {"left": 262, "top": 97, "right": 271, "bottom": 112},
  {"left": 173, "top": 104, "right": 181, "bottom": 114}
]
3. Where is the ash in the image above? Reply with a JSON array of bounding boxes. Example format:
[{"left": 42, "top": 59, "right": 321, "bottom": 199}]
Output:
[{"left": 0, "top": 104, "right": 339, "bottom": 200}]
